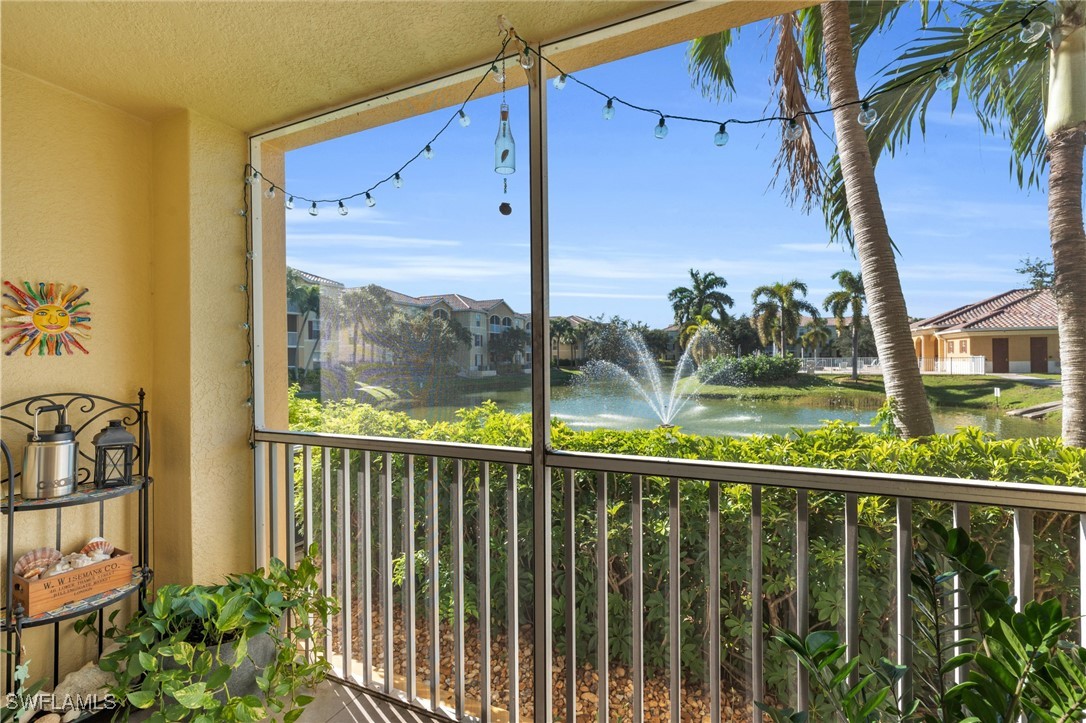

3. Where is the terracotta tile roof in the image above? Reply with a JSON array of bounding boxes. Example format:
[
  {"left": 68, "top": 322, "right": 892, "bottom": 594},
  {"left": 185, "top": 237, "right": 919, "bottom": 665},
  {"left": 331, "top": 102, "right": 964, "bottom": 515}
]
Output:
[
  {"left": 416, "top": 293, "right": 509, "bottom": 312},
  {"left": 288, "top": 267, "right": 344, "bottom": 288},
  {"left": 911, "top": 288, "right": 1057, "bottom": 332}
]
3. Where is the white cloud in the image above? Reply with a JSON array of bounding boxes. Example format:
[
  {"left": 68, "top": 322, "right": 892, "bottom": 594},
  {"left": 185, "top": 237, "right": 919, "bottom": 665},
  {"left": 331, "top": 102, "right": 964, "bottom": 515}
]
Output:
[
  {"left": 551, "top": 292, "right": 664, "bottom": 300},
  {"left": 776, "top": 242, "right": 849, "bottom": 254}
]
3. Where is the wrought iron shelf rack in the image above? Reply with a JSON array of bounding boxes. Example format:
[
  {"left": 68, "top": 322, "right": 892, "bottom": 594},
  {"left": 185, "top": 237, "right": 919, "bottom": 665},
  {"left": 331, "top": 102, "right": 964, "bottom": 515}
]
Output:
[{"left": 1, "top": 391, "right": 152, "bottom": 692}]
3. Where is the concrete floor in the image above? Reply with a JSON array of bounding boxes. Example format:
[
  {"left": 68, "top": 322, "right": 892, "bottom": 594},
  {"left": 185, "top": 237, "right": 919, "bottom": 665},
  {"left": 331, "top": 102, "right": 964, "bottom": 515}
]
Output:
[
  {"left": 107, "top": 681, "right": 437, "bottom": 722},
  {"left": 296, "top": 682, "right": 439, "bottom": 723}
]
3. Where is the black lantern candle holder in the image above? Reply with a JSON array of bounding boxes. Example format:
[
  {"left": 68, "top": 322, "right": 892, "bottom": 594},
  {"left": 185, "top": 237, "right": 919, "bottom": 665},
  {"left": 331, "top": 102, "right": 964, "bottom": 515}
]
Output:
[{"left": 92, "top": 419, "right": 135, "bottom": 488}]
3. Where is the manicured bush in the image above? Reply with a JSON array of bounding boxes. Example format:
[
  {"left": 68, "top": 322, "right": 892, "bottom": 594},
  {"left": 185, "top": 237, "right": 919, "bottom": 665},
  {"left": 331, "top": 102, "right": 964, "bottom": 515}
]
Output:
[
  {"left": 696, "top": 354, "right": 802, "bottom": 385},
  {"left": 288, "top": 391, "right": 1085, "bottom": 697}
]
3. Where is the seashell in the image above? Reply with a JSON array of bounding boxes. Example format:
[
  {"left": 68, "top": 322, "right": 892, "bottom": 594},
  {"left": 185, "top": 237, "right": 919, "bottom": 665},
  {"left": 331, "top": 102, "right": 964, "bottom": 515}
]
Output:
[
  {"left": 65, "top": 553, "right": 93, "bottom": 569},
  {"left": 80, "top": 537, "right": 114, "bottom": 559},
  {"left": 14, "top": 547, "right": 62, "bottom": 578},
  {"left": 43, "top": 559, "right": 72, "bottom": 578}
]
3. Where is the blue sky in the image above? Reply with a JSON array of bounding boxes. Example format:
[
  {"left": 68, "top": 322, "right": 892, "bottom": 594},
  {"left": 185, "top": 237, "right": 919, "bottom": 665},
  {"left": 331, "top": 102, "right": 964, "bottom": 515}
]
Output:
[{"left": 284, "top": 11, "right": 1052, "bottom": 329}]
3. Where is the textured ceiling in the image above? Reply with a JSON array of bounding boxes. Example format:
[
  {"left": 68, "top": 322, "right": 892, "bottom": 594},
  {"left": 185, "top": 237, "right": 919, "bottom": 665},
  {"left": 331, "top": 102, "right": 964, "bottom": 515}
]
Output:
[{"left": 1, "top": 0, "right": 679, "bottom": 133}]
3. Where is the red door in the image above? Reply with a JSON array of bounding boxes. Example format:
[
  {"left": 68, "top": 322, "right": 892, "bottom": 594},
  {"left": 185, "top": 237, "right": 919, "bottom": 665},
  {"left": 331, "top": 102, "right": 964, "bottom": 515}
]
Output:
[
  {"left": 992, "top": 338, "right": 1010, "bottom": 373},
  {"left": 1030, "top": 337, "right": 1048, "bottom": 373}
]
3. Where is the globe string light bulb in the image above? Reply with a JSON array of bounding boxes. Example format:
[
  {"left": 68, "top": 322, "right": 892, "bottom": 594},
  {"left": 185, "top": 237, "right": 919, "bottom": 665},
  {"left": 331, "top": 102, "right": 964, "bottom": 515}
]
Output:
[
  {"left": 338, "top": 201, "right": 349, "bottom": 216},
  {"left": 490, "top": 64, "right": 505, "bottom": 84},
  {"left": 365, "top": 192, "right": 376, "bottom": 208},
  {"left": 246, "top": 169, "right": 258, "bottom": 185},
  {"left": 1019, "top": 18, "right": 1046, "bottom": 43},
  {"left": 286, "top": 196, "right": 294, "bottom": 210},
  {"left": 393, "top": 173, "right": 404, "bottom": 189},
  {"left": 553, "top": 74, "right": 567, "bottom": 90},
  {"left": 714, "top": 124, "right": 729, "bottom": 147},
  {"left": 857, "top": 101, "right": 878, "bottom": 127},
  {"left": 244, "top": 398, "right": 253, "bottom": 408},
  {"left": 423, "top": 145, "right": 434, "bottom": 159},
  {"left": 264, "top": 185, "right": 275, "bottom": 200},
  {"left": 458, "top": 110, "right": 471, "bottom": 127},
  {"left": 783, "top": 118, "right": 804, "bottom": 141},
  {"left": 602, "top": 98, "right": 615, "bottom": 120},
  {"left": 519, "top": 47, "right": 534, "bottom": 70},
  {"left": 240, "top": 322, "right": 251, "bottom": 331},
  {"left": 238, "top": 284, "right": 248, "bottom": 292},
  {"left": 309, "top": 202, "right": 318, "bottom": 216},
  {"left": 245, "top": 251, "right": 253, "bottom": 260},
  {"left": 935, "top": 65, "right": 957, "bottom": 91},
  {"left": 654, "top": 117, "right": 668, "bottom": 139}
]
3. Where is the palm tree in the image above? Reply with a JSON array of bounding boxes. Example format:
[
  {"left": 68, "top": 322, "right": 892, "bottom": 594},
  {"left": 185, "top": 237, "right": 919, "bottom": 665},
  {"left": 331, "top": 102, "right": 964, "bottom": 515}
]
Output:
[
  {"left": 801, "top": 315, "right": 832, "bottom": 361},
  {"left": 286, "top": 269, "right": 322, "bottom": 380},
  {"left": 852, "top": 1, "right": 1084, "bottom": 444},
  {"left": 690, "top": 4, "right": 936, "bottom": 437},
  {"left": 751, "top": 280, "right": 821, "bottom": 356},
  {"left": 823, "top": 269, "right": 866, "bottom": 381},
  {"left": 550, "top": 317, "right": 573, "bottom": 367},
  {"left": 341, "top": 285, "right": 393, "bottom": 365},
  {"left": 667, "top": 269, "right": 734, "bottom": 332},
  {"left": 679, "top": 304, "right": 728, "bottom": 364}
]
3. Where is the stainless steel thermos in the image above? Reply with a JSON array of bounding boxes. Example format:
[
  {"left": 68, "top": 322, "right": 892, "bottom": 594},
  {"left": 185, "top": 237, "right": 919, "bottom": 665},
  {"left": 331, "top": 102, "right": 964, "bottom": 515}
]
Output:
[{"left": 22, "top": 404, "right": 78, "bottom": 500}]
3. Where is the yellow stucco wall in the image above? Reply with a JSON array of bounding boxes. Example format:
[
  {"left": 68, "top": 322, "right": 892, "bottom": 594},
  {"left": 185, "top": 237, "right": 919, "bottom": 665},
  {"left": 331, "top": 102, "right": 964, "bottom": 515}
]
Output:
[
  {"left": 1, "top": 64, "right": 152, "bottom": 683},
  {"left": 2, "top": 69, "right": 252, "bottom": 684}
]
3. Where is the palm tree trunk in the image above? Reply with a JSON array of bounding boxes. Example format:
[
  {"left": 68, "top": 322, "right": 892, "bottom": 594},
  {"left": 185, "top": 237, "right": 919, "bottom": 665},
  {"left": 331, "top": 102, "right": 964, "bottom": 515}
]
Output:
[
  {"left": 822, "top": 1, "right": 935, "bottom": 436},
  {"left": 1048, "top": 127, "right": 1086, "bottom": 446},
  {"left": 1047, "top": 3, "right": 1086, "bottom": 447}
]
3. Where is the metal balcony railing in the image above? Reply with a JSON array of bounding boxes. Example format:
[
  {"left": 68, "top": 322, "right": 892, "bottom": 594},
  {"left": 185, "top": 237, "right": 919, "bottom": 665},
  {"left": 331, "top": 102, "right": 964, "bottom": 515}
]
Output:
[{"left": 253, "top": 429, "right": 1085, "bottom": 723}]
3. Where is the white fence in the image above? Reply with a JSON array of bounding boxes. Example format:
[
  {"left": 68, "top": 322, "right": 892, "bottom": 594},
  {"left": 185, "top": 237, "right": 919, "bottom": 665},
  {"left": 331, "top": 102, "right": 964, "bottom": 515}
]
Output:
[
  {"left": 802, "top": 356, "right": 882, "bottom": 374},
  {"left": 918, "top": 356, "right": 987, "bottom": 374}
]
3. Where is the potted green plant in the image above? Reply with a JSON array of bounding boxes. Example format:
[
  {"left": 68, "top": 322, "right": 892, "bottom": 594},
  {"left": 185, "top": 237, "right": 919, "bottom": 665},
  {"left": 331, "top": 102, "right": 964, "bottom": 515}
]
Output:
[{"left": 87, "top": 545, "right": 337, "bottom": 722}]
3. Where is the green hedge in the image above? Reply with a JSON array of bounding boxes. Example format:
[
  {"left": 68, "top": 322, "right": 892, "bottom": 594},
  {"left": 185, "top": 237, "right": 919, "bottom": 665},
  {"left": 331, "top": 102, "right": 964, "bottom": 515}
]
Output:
[
  {"left": 288, "top": 388, "right": 1085, "bottom": 695},
  {"left": 696, "top": 354, "right": 802, "bottom": 385}
]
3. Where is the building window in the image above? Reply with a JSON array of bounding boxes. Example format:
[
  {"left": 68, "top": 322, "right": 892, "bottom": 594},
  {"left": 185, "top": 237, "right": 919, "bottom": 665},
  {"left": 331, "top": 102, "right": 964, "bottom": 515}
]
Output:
[
  {"left": 490, "top": 315, "right": 500, "bottom": 326},
  {"left": 960, "top": 340, "right": 968, "bottom": 353},
  {"left": 287, "top": 348, "right": 298, "bottom": 367},
  {"left": 287, "top": 314, "right": 299, "bottom": 332},
  {"left": 308, "top": 320, "right": 318, "bottom": 339},
  {"left": 474, "top": 334, "right": 482, "bottom": 347},
  {"left": 502, "top": 317, "right": 512, "bottom": 327},
  {"left": 475, "top": 317, "right": 481, "bottom": 327},
  {"left": 433, "top": 309, "right": 449, "bottom": 320},
  {"left": 475, "top": 354, "right": 482, "bottom": 368}
]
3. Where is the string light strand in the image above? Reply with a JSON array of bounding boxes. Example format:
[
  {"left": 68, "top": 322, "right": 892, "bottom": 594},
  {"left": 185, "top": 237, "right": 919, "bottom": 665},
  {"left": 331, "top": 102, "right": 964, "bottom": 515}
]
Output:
[{"left": 246, "top": 3, "right": 1043, "bottom": 208}]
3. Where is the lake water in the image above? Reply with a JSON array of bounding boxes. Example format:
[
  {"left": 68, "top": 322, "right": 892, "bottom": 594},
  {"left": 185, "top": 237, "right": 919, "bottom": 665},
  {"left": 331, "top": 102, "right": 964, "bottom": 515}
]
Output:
[{"left": 404, "top": 380, "right": 1061, "bottom": 440}]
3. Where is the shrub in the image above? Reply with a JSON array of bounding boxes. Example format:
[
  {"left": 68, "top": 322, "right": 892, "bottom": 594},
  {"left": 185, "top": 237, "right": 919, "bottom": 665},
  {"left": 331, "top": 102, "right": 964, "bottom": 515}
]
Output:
[
  {"left": 288, "top": 397, "right": 1085, "bottom": 698},
  {"left": 697, "top": 354, "right": 802, "bottom": 385}
]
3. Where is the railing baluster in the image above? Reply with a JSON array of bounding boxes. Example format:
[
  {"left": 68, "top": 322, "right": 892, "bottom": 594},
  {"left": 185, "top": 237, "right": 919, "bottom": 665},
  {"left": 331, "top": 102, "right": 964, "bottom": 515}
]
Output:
[
  {"left": 285, "top": 444, "right": 296, "bottom": 569},
  {"left": 709, "top": 479, "right": 721, "bottom": 723},
  {"left": 669, "top": 476, "right": 681, "bottom": 723},
  {"left": 896, "top": 498, "right": 913, "bottom": 705},
  {"left": 321, "top": 447, "right": 332, "bottom": 661},
  {"left": 340, "top": 451, "right": 353, "bottom": 679},
  {"left": 429, "top": 456, "right": 440, "bottom": 712},
  {"left": 254, "top": 442, "right": 267, "bottom": 570},
  {"left": 632, "top": 474, "right": 644, "bottom": 723},
  {"left": 405, "top": 455, "right": 417, "bottom": 703},
  {"left": 751, "top": 485, "right": 763, "bottom": 721},
  {"left": 844, "top": 492, "right": 859, "bottom": 685},
  {"left": 361, "top": 451, "right": 373, "bottom": 686},
  {"left": 596, "top": 471, "right": 608, "bottom": 723},
  {"left": 383, "top": 452, "right": 394, "bottom": 694},
  {"left": 564, "top": 468, "right": 576, "bottom": 723},
  {"left": 303, "top": 445, "right": 313, "bottom": 554},
  {"left": 506, "top": 464, "right": 520, "bottom": 722},
  {"left": 952, "top": 503, "right": 971, "bottom": 685},
  {"left": 269, "top": 442, "right": 279, "bottom": 562},
  {"left": 1014, "top": 508, "right": 1035, "bottom": 611},
  {"left": 453, "top": 460, "right": 466, "bottom": 718},
  {"left": 1080, "top": 513, "right": 1085, "bottom": 649},
  {"left": 796, "top": 489, "right": 809, "bottom": 710},
  {"left": 480, "top": 462, "right": 492, "bottom": 723}
]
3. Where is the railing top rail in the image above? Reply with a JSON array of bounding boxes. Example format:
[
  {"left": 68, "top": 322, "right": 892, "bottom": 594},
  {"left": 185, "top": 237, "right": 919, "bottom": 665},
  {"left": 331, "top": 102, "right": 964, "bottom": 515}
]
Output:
[
  {"left": 255, "top": 428, "right": 1084, "bottom": 512},
  {"left": 255, "top": 429, "right": 531, "bottom": 465},
  {"left": 546, "top": 449, "right": 1086, "bottom": 512}
]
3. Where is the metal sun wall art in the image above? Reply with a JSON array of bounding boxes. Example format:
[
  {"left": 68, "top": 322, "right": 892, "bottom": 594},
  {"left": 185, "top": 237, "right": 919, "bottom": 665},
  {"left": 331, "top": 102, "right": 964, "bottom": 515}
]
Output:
[{"left": 2, "top": 281, "right": 91, "bottom": 357}]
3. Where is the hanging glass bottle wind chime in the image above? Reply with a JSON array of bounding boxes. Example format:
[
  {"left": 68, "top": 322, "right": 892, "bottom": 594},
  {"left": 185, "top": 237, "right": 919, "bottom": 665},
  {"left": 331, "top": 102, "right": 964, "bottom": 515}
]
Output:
[{"left": 495, "top": 50, "right": 516, "bottom": 215}]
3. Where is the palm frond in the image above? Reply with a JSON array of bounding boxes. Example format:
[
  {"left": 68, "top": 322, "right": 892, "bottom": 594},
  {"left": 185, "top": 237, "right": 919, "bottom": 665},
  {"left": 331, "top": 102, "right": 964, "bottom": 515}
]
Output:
[
  {"left": 688, "top": 29, "right": 739, "bottom": 102},
  {"left": 770, "top": 12, "right": 823, "bottom": 213}
]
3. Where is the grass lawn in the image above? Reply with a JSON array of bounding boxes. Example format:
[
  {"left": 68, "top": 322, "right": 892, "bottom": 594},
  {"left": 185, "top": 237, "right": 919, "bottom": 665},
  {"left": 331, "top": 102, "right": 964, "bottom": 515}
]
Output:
[{"left": 694, "top": 374, "right": 1062, "bottom": 412}]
